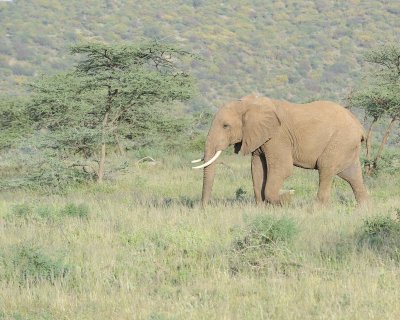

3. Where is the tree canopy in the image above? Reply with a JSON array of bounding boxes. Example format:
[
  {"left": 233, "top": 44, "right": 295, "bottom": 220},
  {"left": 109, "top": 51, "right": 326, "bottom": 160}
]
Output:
[
  {"left": 348, "top": 44, "right": 400, "bottom": 174},
  {"left": 0, "top": 40, "right": 197, "bottom": 188}
]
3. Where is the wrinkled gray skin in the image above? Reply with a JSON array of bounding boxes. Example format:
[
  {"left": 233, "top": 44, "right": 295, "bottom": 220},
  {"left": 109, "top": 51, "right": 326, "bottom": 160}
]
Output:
[{"left": 200, "top": 95, "right": 368, "bottom": 206}]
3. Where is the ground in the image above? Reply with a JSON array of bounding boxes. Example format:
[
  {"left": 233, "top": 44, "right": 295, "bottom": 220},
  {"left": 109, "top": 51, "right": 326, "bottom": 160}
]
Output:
[{"left": 1, "top": 153, "right": 399, "bottom": 319}]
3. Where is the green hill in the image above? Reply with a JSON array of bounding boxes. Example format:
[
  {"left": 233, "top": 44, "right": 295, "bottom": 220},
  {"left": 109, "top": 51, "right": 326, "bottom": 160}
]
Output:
[{"left": 1, "top": 0, "right": 399, "bottom": 108}]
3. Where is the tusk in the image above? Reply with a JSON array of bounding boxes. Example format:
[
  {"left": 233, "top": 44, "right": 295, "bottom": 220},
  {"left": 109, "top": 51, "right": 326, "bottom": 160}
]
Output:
[
  {"left": 191, "top": 157, "right": 204, "bottom": 163},
  {"left": 192, "top": 150, "right": 222, "bottom": 169}
]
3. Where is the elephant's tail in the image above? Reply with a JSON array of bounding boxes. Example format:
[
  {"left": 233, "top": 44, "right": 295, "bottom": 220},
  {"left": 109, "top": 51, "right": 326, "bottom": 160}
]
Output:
[{"left": 346, "top": 109, "right": 366, "bottom": 143}]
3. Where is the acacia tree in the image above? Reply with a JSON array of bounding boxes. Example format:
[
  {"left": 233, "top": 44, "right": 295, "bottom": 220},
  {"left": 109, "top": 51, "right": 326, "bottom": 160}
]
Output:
[
  {"left": 348, "top": 44, "right": 400, "bottom": 175},
  {"left": 28, "top": 41, "right": 196, "bottom": 182},
  {"left": 0, "top": 96, "right": 32, "bottom": 150}
]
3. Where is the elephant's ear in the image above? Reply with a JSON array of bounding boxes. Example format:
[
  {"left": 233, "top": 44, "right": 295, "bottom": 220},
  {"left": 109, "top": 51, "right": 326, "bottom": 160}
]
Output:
[{"left": 240, "top": 103, "right": 282, "bottom": 155}]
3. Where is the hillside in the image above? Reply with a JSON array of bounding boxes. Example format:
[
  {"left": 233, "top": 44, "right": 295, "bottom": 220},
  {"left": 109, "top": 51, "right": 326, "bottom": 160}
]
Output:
[{"left": 0, "top": 0, "right": 399, "bottom": 109}]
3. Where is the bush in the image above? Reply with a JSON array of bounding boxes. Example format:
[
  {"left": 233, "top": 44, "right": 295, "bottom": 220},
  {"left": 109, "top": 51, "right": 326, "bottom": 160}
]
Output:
[
  {"left": 230, "top": 214, "right": 298, "bottom": 275},
  {"left": 0, "top": 96, "right": 32, "bottom": 150},
  {"left": 0, "top": 244, "right": 71, "bottom": 286},
  {"left": 234, "top": 214, "right": 298, "bottom": 250},
  {"left": 358, "top": 211, "right": 400, "bottom": 260},
  {"left": 187, "top": 134, "right": 207, "bottom": 153},
  {"left": 9, "top": 203, "right": 53, "bottom": 221},
  {"left": 7, "top": 202, "right": 89, "bottom": 223},
  {"left": 319, "top": 210, "right": 400, "bottom": 265},
  {"left": 235, "top": 187, "right": 247, "bottom": 202},
  {"left": 375, "top": 150, "right": 400, "bottom": 175},
  {"left": 59, "top": 203, "right": 89, "bottom": 219},
  {"left": 0, "top": 144, "right": 94, "bottom": 193}
]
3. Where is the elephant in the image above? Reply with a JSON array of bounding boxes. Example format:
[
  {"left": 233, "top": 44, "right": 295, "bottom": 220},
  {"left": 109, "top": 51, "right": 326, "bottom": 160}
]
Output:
[{"left": 192, "top": 95, "right": 368, "bottom": 207}]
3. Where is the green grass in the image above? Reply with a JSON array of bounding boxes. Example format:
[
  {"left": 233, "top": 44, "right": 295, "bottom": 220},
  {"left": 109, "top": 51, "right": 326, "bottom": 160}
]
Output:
[{"left": 0, "top": 153, "right": 400, "bottom": 319}]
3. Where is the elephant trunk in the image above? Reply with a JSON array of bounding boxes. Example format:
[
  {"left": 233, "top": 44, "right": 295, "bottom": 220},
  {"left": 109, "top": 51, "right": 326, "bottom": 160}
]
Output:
[{"left": 201, "top": 144, "right": 218, "bottom": 207}]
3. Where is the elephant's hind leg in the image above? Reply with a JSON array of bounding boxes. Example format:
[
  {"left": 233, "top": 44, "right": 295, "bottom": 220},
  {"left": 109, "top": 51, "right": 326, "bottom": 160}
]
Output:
[
  {"left": 317, "top": 168, "right": 335, "bottom": 205},
  {"left": 338, "top": 161, "right": 368, "bottom": 204}
]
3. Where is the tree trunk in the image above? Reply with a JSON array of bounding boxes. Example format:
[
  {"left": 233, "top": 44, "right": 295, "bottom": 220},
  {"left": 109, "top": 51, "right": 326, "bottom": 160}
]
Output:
[
  {"left": 372, "top": 117, "right": 397, "bottom": 172},
  {"left": 364, "top": 119, "right": 376, "bottom": 176},
  {"left": 115, "top": 134, "right": 125, "bottom": 156},
  {"left": 97, "top": 112, "right": 109, "bottom": 183},
  {"left": 98, "top": 143, "right": 106, "bottom": 183}
]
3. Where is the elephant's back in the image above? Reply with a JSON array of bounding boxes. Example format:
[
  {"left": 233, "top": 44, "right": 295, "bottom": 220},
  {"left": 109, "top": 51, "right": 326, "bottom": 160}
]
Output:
[
  {"left": 273, "top": 99, "right": 365, "bottom": 169},
  {"left": 308, "top": 101, "right": 364, "bottom": 138},
  {"left": 276, "top": 99, "right": 365, "bottom": 145}
]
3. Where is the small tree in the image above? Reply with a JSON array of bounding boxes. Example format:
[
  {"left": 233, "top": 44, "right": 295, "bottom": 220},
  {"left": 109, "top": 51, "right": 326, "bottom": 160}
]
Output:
[
  {"left": 348, "top": 44, "right": 400, "bottom": 175},
  {"left": 28, "top": 41, "right": 197, "bottom": 182}
]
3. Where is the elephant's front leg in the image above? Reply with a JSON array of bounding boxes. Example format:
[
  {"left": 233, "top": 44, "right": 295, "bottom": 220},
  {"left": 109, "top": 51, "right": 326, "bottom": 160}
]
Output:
[
  {"left": 263, "top": 153, "right": 293, "bottom": 205},
  {"left": 251, "top": 150, "right": 267, "bottom": 204},
  {"left": 264, "top": 171, "right": 286, "bottom": 205}
]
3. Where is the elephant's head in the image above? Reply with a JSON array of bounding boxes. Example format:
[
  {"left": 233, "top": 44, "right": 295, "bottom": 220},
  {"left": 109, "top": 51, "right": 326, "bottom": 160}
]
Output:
[{"left": 192, "top": 95, "right": 284, "bottom": 206}]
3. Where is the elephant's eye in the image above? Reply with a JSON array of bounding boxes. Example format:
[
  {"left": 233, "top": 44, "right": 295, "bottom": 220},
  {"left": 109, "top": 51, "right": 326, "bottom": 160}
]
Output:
[{"left": 223, "top": 123, "right": 230, "bottom": 129}]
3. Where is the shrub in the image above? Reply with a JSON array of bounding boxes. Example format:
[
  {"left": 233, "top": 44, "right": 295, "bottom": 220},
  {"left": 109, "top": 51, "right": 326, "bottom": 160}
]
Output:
[
  {"left": 0, "top": 144, "right": 94, "bottom": 193},
  {"left": 187, "top": 134, "right": 206, "bottom": 153},
  {"left": 234, "top": 214, "right": 298, "bottom": 251},
  {"left": 375, "top": 150, "right": 400, "bottom": 175},
  {"left": 7, "top": 202, "right": 89, "bottom": 223},
  {"left": 235, "top": 187, "right": 247, "bottom": 202},
  {"left": 319, "top": 210, "right": 400, "bottom": 265},
  {"left": 8, "top": 203, "right": 55, "bottom": 223},
  {"left": 230, "top": 214, "right": 298, "bottom": 275},
  {"left": 10, "top": 203, "right": 33, "bottom": 220},
  {"left": 358, "top": 212, "right": 400, "bottom": 260},
  {"left": 0, "top": 244, "right": 71, "bottom": 286},
  {"left": 59, "top": 203, "right": 89, "bottom": 219}
]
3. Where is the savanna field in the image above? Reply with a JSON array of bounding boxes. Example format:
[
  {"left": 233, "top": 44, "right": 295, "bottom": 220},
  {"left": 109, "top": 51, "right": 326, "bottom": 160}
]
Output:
[
  {"left": 1, "top": 1, "right": 400, "bottom": 319},
  {"left": 1, "top": 151, "right": 400, "bottom": 320}
]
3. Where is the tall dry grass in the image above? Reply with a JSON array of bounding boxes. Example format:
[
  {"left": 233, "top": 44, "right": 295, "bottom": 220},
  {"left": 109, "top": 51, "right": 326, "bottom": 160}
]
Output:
[{"left": 0, "top": 153, "right": 399, "bottom": 319}]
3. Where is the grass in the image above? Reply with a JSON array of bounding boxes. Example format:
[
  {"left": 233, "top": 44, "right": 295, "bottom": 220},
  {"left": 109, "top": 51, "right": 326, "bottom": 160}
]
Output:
[{"left": 0, "top": 152, "right": 400, "bottom": 319}]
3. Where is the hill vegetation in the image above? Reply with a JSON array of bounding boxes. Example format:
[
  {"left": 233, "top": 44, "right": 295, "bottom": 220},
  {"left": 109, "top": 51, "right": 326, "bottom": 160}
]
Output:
[{"left": 1, "top": 0, "right": 400, "bottom": 106}]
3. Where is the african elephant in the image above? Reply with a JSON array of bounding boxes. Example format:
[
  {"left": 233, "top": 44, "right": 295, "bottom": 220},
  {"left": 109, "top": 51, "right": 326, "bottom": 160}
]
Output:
[{"left": 192, "top": 95, "right": 368, "bottom": 207}]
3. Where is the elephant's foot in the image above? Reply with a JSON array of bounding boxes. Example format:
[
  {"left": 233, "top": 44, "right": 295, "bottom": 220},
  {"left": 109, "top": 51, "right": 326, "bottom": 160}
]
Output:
[
  {"left": 278, "top": 189, "right": 295, "bottom": 205},
  {"left": 263, "top": 191, "right": 280, "bottom": 205},
  {"left": 316, "top": 196, "right": 330, "bottom": 206},
  {"left": 264, "top": 188, "right": 295, "bottom": 205},
  {"left": 352, "top": 185, "right": 369, "bottom": 206},
  {"left": 265, "top": 198, "right": 282, "bottom": 206},
  {"left": 355, "top": 191, "right": 369, "bottom": 207},
  {"left": 314, "top": 198, "right": 329, "bottom": 208}
]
